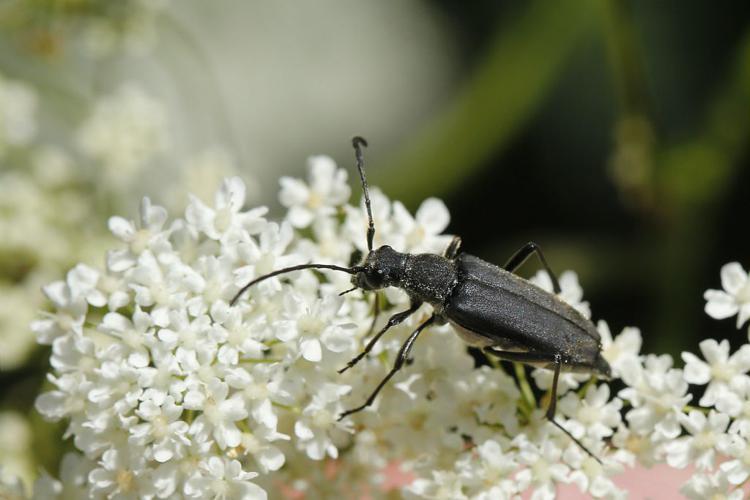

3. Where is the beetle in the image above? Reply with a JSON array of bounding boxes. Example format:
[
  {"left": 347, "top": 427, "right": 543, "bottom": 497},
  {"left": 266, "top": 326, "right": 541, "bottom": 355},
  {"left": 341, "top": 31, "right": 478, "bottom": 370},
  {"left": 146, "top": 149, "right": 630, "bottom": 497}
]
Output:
[{"left": 231, "top": 136, "right": 612, "bottom": 461}]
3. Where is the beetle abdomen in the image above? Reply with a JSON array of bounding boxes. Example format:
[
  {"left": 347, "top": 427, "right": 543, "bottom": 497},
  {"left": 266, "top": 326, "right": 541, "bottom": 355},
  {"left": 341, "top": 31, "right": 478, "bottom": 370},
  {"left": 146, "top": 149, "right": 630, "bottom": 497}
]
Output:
[{"left": 446, "top": 254, "right": 602, "bottom": 367}]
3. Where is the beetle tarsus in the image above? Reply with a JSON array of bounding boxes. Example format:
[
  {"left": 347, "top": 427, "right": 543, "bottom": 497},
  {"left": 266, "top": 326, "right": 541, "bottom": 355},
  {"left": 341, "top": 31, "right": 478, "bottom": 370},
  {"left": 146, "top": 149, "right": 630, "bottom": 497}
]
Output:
[
  {"left": 337, "top": 301, "right": 421, "bottom": 374},
  {"left": 483, "top": 348, "right": 604, "bottom": 464},
  {"left": 338, "top": 315, "right": 435, "bottom": 420}
]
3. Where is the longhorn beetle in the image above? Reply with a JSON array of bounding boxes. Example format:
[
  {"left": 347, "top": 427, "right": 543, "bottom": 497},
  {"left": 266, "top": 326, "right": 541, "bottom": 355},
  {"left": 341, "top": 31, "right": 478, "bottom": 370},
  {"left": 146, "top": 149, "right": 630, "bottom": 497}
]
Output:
[{"left": 231, "top": 137, "right": 612, "bottom": 462}]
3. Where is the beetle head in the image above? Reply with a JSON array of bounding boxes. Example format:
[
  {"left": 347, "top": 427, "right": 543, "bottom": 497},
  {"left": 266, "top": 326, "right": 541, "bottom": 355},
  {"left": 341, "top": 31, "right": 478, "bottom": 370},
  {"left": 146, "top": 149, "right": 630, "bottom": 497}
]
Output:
[{"left": 352, "top": 245, "right": 405, "bottom": 291}]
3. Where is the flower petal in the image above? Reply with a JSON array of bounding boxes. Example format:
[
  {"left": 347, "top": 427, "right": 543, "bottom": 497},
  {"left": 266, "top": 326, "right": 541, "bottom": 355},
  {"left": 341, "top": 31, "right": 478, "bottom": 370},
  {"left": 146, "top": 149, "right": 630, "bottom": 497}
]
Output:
[
  {"left": 415, "top": 198, "right": 450, "bottom": 235},
  {"left": 704, "top": 290, "right": 738, "bottom": 319},
  {"left": 721, "top": 262, "right": 748, "bottom": 294}
]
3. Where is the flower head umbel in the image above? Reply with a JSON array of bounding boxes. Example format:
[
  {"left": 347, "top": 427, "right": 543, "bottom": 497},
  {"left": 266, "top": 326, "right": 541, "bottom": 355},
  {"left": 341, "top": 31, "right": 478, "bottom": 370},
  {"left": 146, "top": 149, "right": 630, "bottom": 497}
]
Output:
[
  {"left": 31, "top": 146, "right": 750, "bottom": 499},
  {"left": 76, "top": 83, "right": 170, "bottom": 183}
]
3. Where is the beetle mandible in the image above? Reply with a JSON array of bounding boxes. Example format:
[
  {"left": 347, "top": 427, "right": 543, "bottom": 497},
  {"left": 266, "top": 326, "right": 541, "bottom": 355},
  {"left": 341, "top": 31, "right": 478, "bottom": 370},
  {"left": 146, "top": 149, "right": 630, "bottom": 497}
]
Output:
[{"left": 231, "top": 137, "right": 612, "bottom": 461}]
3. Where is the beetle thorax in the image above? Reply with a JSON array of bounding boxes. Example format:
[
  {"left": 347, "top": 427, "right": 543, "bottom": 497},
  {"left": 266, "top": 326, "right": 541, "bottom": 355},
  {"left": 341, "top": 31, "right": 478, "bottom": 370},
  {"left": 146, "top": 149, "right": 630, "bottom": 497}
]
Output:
[
  {"left": 353, "top": 246, "right": 458, "bottom": 309},
  {"left": 399, "top": 253, "right": 458, "bottom": 308}
]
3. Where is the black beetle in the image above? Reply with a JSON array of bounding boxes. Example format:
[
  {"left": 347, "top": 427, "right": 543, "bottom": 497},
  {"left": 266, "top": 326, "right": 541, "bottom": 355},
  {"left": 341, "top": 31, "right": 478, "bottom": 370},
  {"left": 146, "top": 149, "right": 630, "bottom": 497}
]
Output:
[{"left": 231, "top": 137, "right": 612, "bottom": 461}]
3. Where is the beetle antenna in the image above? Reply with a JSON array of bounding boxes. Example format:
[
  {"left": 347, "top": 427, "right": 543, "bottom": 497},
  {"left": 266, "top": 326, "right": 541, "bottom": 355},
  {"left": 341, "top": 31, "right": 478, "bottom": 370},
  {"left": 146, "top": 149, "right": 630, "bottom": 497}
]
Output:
[
  {"left": 231, "top": 263, "right": 363, "bottom": 306},
  {"left": 352, "top": 136, "right": 375, "bottom": 252}
]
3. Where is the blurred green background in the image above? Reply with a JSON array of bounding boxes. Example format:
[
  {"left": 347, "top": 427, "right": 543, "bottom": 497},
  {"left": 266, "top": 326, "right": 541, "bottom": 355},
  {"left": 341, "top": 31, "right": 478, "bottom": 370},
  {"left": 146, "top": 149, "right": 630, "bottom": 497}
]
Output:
[{"left": 0, "top": 0, "right": 749, "bottom": 489}]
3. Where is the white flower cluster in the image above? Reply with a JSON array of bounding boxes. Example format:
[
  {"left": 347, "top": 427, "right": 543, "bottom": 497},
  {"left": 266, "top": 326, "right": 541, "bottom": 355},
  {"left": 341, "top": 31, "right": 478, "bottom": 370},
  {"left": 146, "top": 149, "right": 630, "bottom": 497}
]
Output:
[
  {"left": 76, "top": 83, "right": 170, "bottom": 184},
  {"left": 31, "top": 157, "right": 451, "bottom": 498},
  {"left": 29, "top": 155, "right": 750, "bottom": 498},
  {"left": 0, "top": 73, "right": 37, "bottom": 156}
]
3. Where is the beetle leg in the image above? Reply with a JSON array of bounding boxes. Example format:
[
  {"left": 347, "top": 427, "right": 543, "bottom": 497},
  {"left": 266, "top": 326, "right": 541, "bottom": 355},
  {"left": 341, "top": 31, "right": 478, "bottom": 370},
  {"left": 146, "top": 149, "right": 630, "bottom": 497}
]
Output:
[
  {"left": 444, "top": 236, "right": 463, "bottom": 259},
  {"left": 482, "top": 348, "right": 602, "bottom": 464},
  {"left": 338, "top": 300, "right": 422, "bottom": 374},
  {"left": 503, "top": 241, "right": 561, "bottom": 293},
  {"left": 545, "top": 355, "right": 602, "bottom": 464},
  {"left": 338, "top": 314, "right": 435, "bottom": 420},
  {"left": 546, "top": 353, "right": 562, "bottom": 420}
]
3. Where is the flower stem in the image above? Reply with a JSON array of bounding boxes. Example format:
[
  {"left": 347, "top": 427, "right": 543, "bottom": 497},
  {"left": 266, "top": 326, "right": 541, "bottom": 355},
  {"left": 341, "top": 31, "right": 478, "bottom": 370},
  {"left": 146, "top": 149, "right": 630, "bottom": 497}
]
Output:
[{"left": 514, "top": 362, "right": 536, "bottom": 415}]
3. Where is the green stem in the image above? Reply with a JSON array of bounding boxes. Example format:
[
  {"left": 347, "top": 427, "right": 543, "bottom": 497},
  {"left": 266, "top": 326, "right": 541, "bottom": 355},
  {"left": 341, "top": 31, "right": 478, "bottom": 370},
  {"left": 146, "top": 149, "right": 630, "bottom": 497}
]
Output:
[
  {"left": 513, "top": 362, "right": 536, "bottom": 416},
  {"left": 272, "top": 401, "right": 299, "bottom": 414}
]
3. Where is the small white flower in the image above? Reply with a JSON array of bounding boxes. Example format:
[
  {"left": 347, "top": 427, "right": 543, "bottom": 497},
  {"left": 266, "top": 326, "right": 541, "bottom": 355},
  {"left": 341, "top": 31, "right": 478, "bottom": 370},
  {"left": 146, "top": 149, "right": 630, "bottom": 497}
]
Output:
[
  {"left": 277, "top": 292, "right": 356, "bottom": 360},
  {"left": 186, "top": 177, "right": 267, "bottom": 242},
  {"left": 107, "top": 197, "right": 171, "bottom": 271},
  {"left": 184, "top": 457, "right": 266, "bottom": 500},
  {"left": 279, "top": 155, "right": 350, "bottom": 228},
  {"left": 457, "top": 439, "right": 518, "bottom": 498},
  {"left": 619, "top": 354, "right": 691, "bottom": 442},
  {"left": 680, "top": 471, "right": 744, "bottom": 500},
  {"left": 514, "top": 437, "right": 570, "bottom": 500},
  {"left": 404, "top": 471, "right": 467, "bottom": 500},
  {"left": 682, "top": 339, "right": 750, "bottom": 406},
  {"left": 129, "top": 394, "right": 190, "bottom": 463},
  {"left": 719, "top": 376, "right": 750, "bottom": 436},
  {"left": 597, "top": 321, "right": 641, "bottom": 378},
  {"left": 129, "top": 250, "right": 201, "bottom": 326},
  {"left": 392, "top": 197, "right": 452, "bottom": 254},
  {"left": 88, "top": 446, "right": 153, "bottom": 499},
  {"left": 294, "top": 383, "right": 352, "bottom": 460},
  {"left": 564, "top": 445, "right": 625, "bottom": 499},
  {"left": 77, "top": 83, "right": 169, "bottom": 178},
  {"left": 233, "top": 221, "right": 300, "bottom": 295},
  {"left": 665, "top": 410, "right": 730, "bottom": 470},
  {"left": 189, "top": 378, "right": 247, "bottom": 449},
  {"left": 530, "top": 269, "right": 591, "bottom": 319},
  {"left": 31, "top": 277, "right": 87, "bottom": 345},
  {"left": 559, "top": 384, "right": 621, "bottom": 441},
  {"left": 35, "top": 372, "right": 93, "bottom": 423},
  {"left": 704, "top": 262, "right": 750, "bottom": 328},
  {"left": 99, "top": 307, "right": 155, "bottom": 368},
  {"left": 607, "top": 423, "right": 651, "bottom": 470},
  {"left": 719, "top": 434, "right": 750, "bottom": 485}
]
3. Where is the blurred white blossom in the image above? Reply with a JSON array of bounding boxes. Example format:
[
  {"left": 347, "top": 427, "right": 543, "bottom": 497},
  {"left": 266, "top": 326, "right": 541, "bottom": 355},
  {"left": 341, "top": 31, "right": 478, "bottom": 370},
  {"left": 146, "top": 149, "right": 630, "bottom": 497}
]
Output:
[
  {"left": 76, "top": 83, "right": 170, "bottom": 184},
  {"left": 0, "top": 412, "right": 34, "bottom": 493},
  {"left": 681, "top": 470, "right": 744, "bottom": 500},
  {"left": 0, "top": 285, "right": 39, "bottom": 370},
  {"left": 0, "top": 73, "right": 37, "bottom": 155}
]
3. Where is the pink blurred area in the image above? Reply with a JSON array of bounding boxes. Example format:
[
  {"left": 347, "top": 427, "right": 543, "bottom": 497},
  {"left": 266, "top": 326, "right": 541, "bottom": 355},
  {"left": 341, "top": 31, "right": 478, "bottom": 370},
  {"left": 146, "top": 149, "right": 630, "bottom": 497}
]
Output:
[
  {"left": 558, "top": 464, "right": 696, "bottom": 499},
  {"left": 282, "top": 461, "right": 750, "bottom": 498}
]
